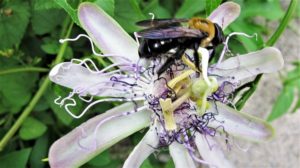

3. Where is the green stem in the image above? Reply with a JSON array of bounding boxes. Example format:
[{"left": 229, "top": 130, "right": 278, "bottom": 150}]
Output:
[
  {"left": 0, "top": 19, "right": 74, "bottom": 151},
  {"left": 235, "top": 0, "right": 298, "bottom": 110},
  {"left": 0, "top": 67, "right": 49, "bottom": 75},
  {"left": 266, "top": 0, "right": 298, "bottom": 46}
]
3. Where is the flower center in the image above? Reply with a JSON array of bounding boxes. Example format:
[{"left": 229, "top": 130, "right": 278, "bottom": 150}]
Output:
[{"left": 159, "top": 68, "right": 219, "bottom": 131}]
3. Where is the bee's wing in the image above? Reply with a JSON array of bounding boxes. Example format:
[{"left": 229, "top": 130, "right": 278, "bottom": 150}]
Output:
[
  {"left": 136, "top": 18, "right": 189, "bottom": 28},
  {"left": 136, "top": 27, "right": 206, "bottom": 39}
]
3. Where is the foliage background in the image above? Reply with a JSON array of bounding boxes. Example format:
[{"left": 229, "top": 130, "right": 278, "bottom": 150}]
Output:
[{"left": 0, "top": 0, "right": 299, "bottom": 167}]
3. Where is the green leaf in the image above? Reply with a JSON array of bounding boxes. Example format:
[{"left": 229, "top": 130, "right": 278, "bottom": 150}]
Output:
[
  {"left": 19, "top": 117, "right": 47, "bottom": 140},
  {"left": 164, "top": 159, "right": 175, "bottom": 168},
  {"left": 32, "top": 9, "right": 66, "bottom": 35},
  {"left": 285, "top": 65, "right": 300, "bottom": 85},
  {"left": 205, "top": 0, "right": 222, "bottom": 17},
  {"left": 0, "top": 1, "right": 30, "bottom": 49},
  {"left": 44, "top": 85, "right": 73, "bottom": 125},
  {"left": 292, "top": 96, "right": 300, "bottom": 113},
  {"left": 297, "top": 1, "right": 300, "bottom": 17},
  {"left": 41, "top": 42, "right": 60, "bottom": 55},
  {"left": 267, "top": 86, "right": 295, "bottom": 121},
  {"left": 0, "top": 148, "right": 32, "bottom": 168},
  {"left": 228, "top": 21, "right": 263, "bottom": 52},
  {"left": 45, "top": 84, "right": 84, "bottom": 126},
  {"left": 114, "top": 0, "right": 146, "bottom": 32},
  {"left": 33, "top": 97, "right": 50, "bottom": 112},
  {"left": 94, "top": 0, "right": 115, "bottom": 16},
  {"left": 176, "top": 0, "right": 205, "bottom": 18},
  {"left": 87, "top": 150, "right": 111, "bottom": 166},
  {"left": 33, "top": 0, "right": 60, "bottom": 10},
  {"left": 142, "top": 0, "right": 171, "bottom": 18},
  {"left": 29, "top": 133, "right": 49, "bottom": 168},
  {"left": 241, "top": 0, "right": 284, "bottom": 20},
  {"left": 54, "top": 0, "right": 81, "bottom": 26},
  {"left": 141, "top": 159, "right": 153, "bottom": 168},
  {"left": 0, "top": 58, "right": 39, "bottom": 113}
]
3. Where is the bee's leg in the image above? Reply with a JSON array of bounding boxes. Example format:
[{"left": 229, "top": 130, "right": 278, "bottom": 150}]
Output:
[
  {"left": 157, "top": 57, "right": 175, "bottom": 76},
  {"left": 157, "top": 48, "right": 185, "bottom": 76},
  {"left": 205, "top": 46, "right": 216, "bottom": 62},
  {"left": 193, "top": 43, "right": 201, "bottom": 71}
]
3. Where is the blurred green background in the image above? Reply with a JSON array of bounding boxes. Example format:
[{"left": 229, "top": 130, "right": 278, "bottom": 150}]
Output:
[{"left": 0, "top": 0, "right": 299, "bottom": 167}]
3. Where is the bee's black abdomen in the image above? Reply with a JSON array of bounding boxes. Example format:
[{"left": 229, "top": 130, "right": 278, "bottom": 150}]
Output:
[{"left": 138, "top": 38, "right": 177, "bottom": 59}]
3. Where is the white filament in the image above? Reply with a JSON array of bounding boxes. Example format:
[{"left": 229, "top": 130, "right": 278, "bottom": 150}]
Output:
[
  {"left": 217, "top": 32, "right": 258, "bottom": 65},
  {"left": 59, "top": 34, "right": 131, "bottom": 63}
]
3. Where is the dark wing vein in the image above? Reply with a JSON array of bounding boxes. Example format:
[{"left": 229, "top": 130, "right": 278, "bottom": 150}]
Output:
[
  {"left": 136, "top": 18, "right": 189, "bottom": 28},
  {"left": 136, "top": 27, "right": 206, "bottom": 39}
]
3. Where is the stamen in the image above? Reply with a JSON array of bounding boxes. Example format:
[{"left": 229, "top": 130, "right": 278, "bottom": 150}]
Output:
[
  {"left": 167, "top": 69, "right": 194, "bottom": 89},
  {"left": 172, "top": 91, "right": 191, "bottom": 110},
  {"left": 182, "top": 55, "right": 198, "bottom": 72},
  {"left": 159, "top": 98, "right": 176, "bottom": 131}
]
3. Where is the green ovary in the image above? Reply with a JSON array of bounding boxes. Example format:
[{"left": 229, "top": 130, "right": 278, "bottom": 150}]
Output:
[{"left": 191, "top": 76, "right": 218, "bottom": 115}]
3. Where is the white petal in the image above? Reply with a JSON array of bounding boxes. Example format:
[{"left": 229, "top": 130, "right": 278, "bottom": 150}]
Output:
[
  {"left": 208, "top": 2, "right": 240, "bottom": 29},
  {"left": 49, "top": 102, "right": 151, "bottom": 168},
  {"left": 49, "top": 62, "right": 108, "bottom": 94},
  {"left": 208, "top": 102, "right": 274, "bottom": 142},
  {"left": 123, "top": 126, "right": 159, "bottom": 168},
  {"left": 78, "top": 3, "right": 139, "bottom": 64},
  {"left": 169, "top": 142, "right": 197, "bottom": 168},
  {"left": 195, "top": 133, "right": 233, "bottom": 168},
  {"left": 210, "top": 47, "right": 284, "bottom": 84},
  {"left": 49, "top": 62, "right": 135, "bottom": 97}
]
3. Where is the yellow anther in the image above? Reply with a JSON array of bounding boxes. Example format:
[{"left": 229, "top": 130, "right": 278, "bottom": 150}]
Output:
[
  {"left": 159, "top": 98, "right": 176, "bottom": 131},
  {"left": 167, "top": 69, "right": 195, "bottom": 89},
  {"left": 182, "top": 55, "right": 199, "bottom": 72},
  {"left": 173, "top": 84, "right": 183, "bottom": 94}
]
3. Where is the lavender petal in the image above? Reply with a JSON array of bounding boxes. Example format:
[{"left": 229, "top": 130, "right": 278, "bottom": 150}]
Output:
[
  {"left": 208, "top": 2, "right": 240, "bottom": 30},
  {"left": 123, "top": 126, "right": 159, "bottom": 168},
  {"left": 210, "top": 47, "right": 284, "bottom": 84},
  {"left": 169, "top": 142, "right": 197, "bottom": 168},
  {"left": 48, "top": 103, "right": 151, "bottom": 168},
  {"left": 195, "top": 133, "right": 233, "bottom": 168},
  {"left": 208, "top": 102, "right": 275, "bottom": 142},
  {"left": 78, "top": 2, "right": 139, "bottom": 65}
]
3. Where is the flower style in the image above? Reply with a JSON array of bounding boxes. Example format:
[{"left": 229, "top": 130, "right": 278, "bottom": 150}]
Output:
[{"left": 48, "top": 2, "right": 284, "bottom": 168}]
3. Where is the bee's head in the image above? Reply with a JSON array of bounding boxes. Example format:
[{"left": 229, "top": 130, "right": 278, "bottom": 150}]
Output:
[{"left": 212, "top": 23, "right": 225, "bottom": 46}]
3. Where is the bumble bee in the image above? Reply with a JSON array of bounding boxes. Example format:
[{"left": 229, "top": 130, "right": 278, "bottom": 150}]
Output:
[{"left": 136, "top": 18, "right": 225, "bottom": 76}]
